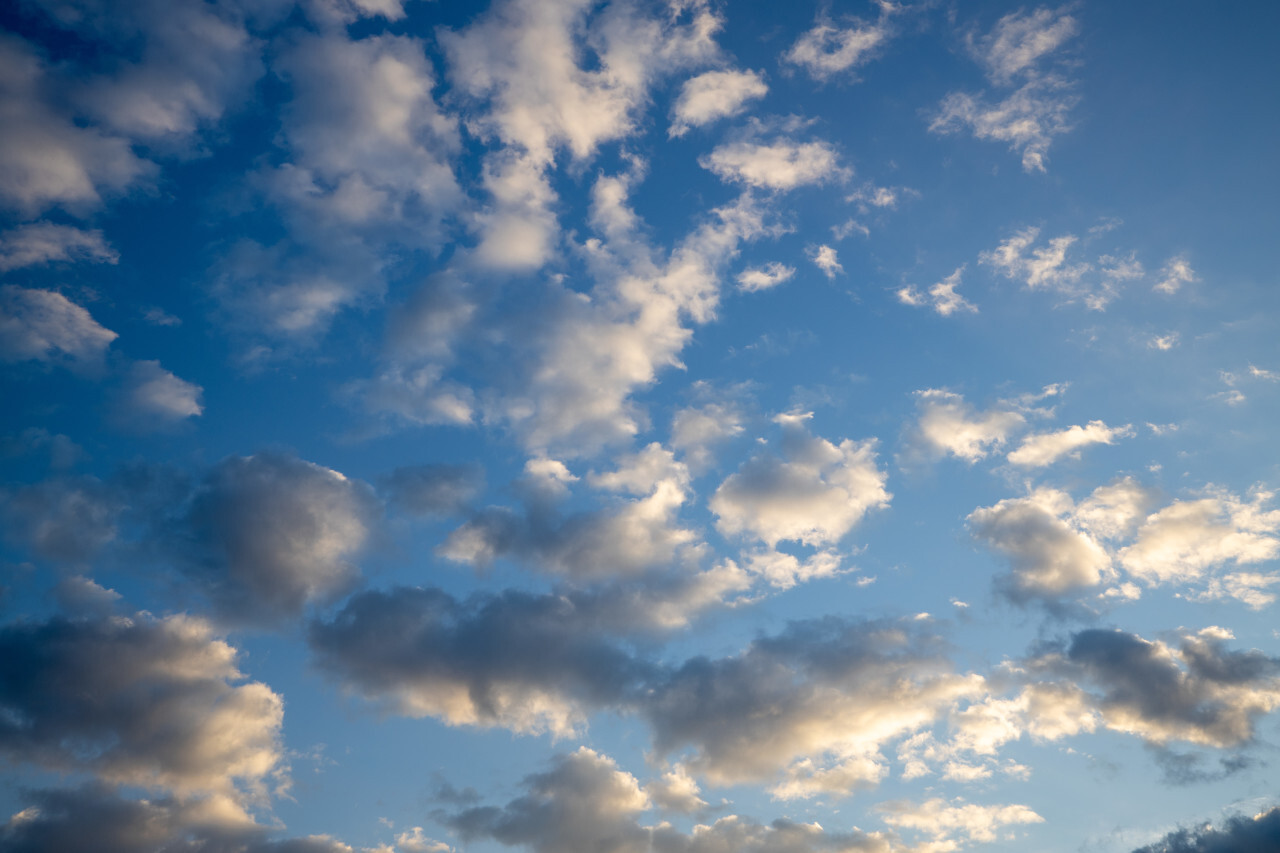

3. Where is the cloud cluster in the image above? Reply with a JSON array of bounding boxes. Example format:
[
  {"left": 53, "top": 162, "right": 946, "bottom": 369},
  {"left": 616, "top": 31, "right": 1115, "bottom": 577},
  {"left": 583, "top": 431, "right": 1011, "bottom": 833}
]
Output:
[
  {"left": 897, "top": 268, "right": 977, "bottom": 316},
  {"left": 669, "top": 69, "right": 768, "bottom": 137},
  {"left": 782, "top": 7, "right": 895, "bottom": 82}
]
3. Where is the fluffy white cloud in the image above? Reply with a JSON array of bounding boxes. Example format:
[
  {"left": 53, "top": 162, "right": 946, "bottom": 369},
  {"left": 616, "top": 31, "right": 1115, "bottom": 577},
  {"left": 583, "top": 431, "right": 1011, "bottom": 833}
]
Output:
[
  {"left": 897, "top": 267, "right": 977, "bottom": 316},
  {"left": 0, "top": 223, "right": 117, "bottom": 271},
  {"left": 670, "top": 69, "right": 767, "bottom": 137},
  {"left": 782, "top": 13, "right": 892, "bottom": 81},
  {"left": 905, "top": 389, "right": 1025, "bottom": 463},
  {"left": 737, "top": 262, "right": 795, "bottom": 292},
  {"left": 710, "top": 413, "right": 889, "bottom": 548},
  {"left": 0, "top": 285, "right": 117, "bottom": 366},
  {"left": 671, "top": 398, "right": 745, "bottom": 470},
  {"left": 1155, "top": 255, "right": 1197, "bottom": 294},
  {"left": 969, "top": 488, "right": 1110, "bottom": 602},
  {"left": 1006, "top": 420, "right": 1134, "bottom": 467},
  {"left": 116, "top": 360, "right": 204, "bottom": 426},
  {"left": 701, "top": 139, "right": 844, "bottom": 191},
  {"left": 877, "top": 798, "right": 1043, "bottom": 847},
  {"left": 808, "top": 244, "right": 842, "bottom": 278},
  {"left": 970, "top": 6, "right": 1079, "bottom": 85}
]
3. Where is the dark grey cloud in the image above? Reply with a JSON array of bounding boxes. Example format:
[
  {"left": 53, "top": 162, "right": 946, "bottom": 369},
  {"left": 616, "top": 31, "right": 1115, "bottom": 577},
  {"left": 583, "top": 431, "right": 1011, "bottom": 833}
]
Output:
[
  {"left": 381, "top": 463, "right": 483, "bottom": 516},
  {"left": 0, "top": 610, "right": 284, "bottom": 800},
  {"left": 1132, "top": 805, "right": 1280, "bottom": 853},
  {"left": 0, "top": 475, "right": 122, "bottom": 564}
]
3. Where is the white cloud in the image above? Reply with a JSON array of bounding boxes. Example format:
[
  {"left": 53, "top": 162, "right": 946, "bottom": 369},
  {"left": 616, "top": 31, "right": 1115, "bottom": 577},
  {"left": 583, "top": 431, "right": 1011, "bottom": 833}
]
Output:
[
  {"left": 670, "top": 68, "right": 767, "bottom": 137},
  {"left": 710, "top": 413, "right": 889, "bottom": 548},
  {"left": 905, "top": 389, "right": 1025, "bottom": 463},
  {"left": 970, "top": 6, "right": 1079, "bottom": 85},
  {"left": 645, "top": 764, "right": 706, "bottom": 813},
  {"left": 701, "top": 139, "right": 844, "bottom": 191},
  {"left": 1006, "top": 420, "right": 1134, "bottom": 467},
  {"left": 878, "top": 798, "right": 1043, "bottom": 847},
  {"left": 0, "top": 285, "right": 117, "bottom": 366},
  {"left": 737, "top": 262, "right": 795, "bottom": 292},
  {"left": 0, "top": 222, "right": 117, "bottom": 271},
  {"left": 671, "top": 398, "right": 745, "bottom": 470},
  {"left": 744, "top": 547, "right": 844, "bottom": 590},
  {"left": 808, "top": 244, "right": 842, "bottom": 278},
  {"left": 782, "top": 13, "right": 892, "bottom": 81},
  {"left": 1155, "top": 255, "right": 1196, "bottom": 294},
  {"left": 117, "top": 360, "right": 204, "bottom": 426},
  {"left": 1149, "top": 332, "right": 1179, "bottom": 350},
  {"left": 897, "top": 267, "right": 977, "bottom": 316},
  {"left": 969, "top": 488, "right": 1111, "bottom": 602}
]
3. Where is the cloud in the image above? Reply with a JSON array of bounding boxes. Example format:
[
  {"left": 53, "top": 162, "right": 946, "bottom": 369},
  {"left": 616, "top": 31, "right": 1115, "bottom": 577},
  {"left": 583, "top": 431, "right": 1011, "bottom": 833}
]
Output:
[
  {"left": 737, "top": 262, "right": 795, "bottom": 292},
  {"left": 0, "top": 223, "right": 117, "bottom": 271},
  {"left": 0, "top": 475, "right": 121, "bottom": 564},
  {"left": 671, "top": 398, "right": 745, "bottom": 470},
  {"left": 380, "top": 464, "right": 483, "bottom": 517},
  {"left": 808, "top": 244, "right": 842, "bottom": 278},
  {"left": 670, "top": 69, "right": 767, "bottom": 137},
  {"left": 173, "top": 452, "right": 378, "bottom": 624},
  {"left": 0, "top": 285, "right": 117, "bottom": 367},
  {"left": 931, "top": 6, "right": 1079, "bottom": 171},
  {"left": 782, "top": 12, "right": 893, "bottom": 81},
  {"left": 710, "top": 413, "right": 889, "bottom": 548},
  {"left": 1030, "top": 627, "right": 1280, "bottom": 748},
  {"left": 1130, "top": 805, "right": 1280, "bottom": 853},
  {"left": 897, "top": 267, "right": 977, "bottom": 316},
  {"left": 115, "top": 360, "right": 204, "bottom": 428},
  {"left": 0, "top": 609, "right": 284, "bottom": 806},
  {"left": 445, "top": 748, "right": 898, "bottom": 853},
  {"left": 904, "top": 389, "right": 1025, "bottom": 463},
  {"left": 877, "top": 798, "right": 1043, "bottom": 848},
  {"left": 645, "top": 764, "right": 706, "bottom": 813},
  {"left": 1155, "top": 255, "right": 1197, "bottom": 294},
  {"left": 969, "top": 488, "right": 1111, "bottom": 603},
  {"left": 969, "top": 6, "right": 1079, "bottom": 85},
  {"left": 310, "top": 587, "right": 651, "bottom": 737},
  {"left": 644, "top": 617, "right": 981, "bottom": 796},
  {"left": 701, "top": 139, "right": 844, "bottom": 191},
  {"left": 1006, "top": 420, "right": 1134, "bottom": 467},
  {"left": 0, "top": 35, "right": 153, "bottom": 214}
]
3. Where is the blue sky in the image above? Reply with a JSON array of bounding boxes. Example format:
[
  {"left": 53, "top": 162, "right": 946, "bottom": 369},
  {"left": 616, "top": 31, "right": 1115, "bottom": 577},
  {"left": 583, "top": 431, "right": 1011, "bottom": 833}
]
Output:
[{"left": 2, "top": 1, "right": 1280, "bottom": 851}]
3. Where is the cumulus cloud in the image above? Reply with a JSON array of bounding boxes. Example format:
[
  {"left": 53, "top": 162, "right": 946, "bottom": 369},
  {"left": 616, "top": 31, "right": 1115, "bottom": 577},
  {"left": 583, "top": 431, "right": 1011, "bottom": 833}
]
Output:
[
  {"left": 0, "top": 609, "right": 284, "bottom": 806},
  {"left": 808, "top": 244, "right": 842, "bottom": 278},
  {"left": 174, "top": 452, "right": 378, "bottom": 623},
  {"left": 896, "top": 267, "right": 977, "bottom": 316},
  {"left": 737, "top": 262, "right": 795, "bottom": 292},
  {"left": 1155, "top": 255, "right": 1197, "bottom": 294},
  {"left": 903, "top": 389, "right": 1025, "bottom": 463},
  {"left": 0, "top": 475, "right": 121, "bottom": 564},
  {"left": 0, "top": 223, "right": 117, "bottom": 271},
  {"left": 380, "top": 464, "right": 483, "bottom": 517},
  {"left": 969, "top": 488, "right": 1111, "bottom": 603},
  {"left": 701, "top": 139, "right": 844, "bottom": 191},
  {"left": 931, "top": 7, "right": 1078, "bottom": 171},
  {"left": 1130, "top": 805, "right": 1280, "bottom": 853},
  {"left": 0, "top": 285, "right": 117, "bottom": 367},
  {"left": 710, "top": 412, "right": 889, "bottom": 548},
  {"left": 782, "top": 11, "right": 894, "bottom": 81},
  {"left": 670, "top": 399, "right": 745, "bottom": 470},
  {"left": 670, "top": 69, "right": 767, "bottom": 137},
  {"left": 115, "top": 360, "right": 205, "bottom": 428},
  {"left": 877, "top": 798, "right": 1043, "bottom": 848},
  {"left": 1006, "top": 420, "right": 1134, "bottom": 467}
]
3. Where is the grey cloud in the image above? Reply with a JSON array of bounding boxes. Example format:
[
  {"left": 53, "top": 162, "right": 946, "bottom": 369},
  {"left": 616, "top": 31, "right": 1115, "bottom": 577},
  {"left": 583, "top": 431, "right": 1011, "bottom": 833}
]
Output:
[
  {"left": 0, "top": 285, "right": 117, "bottom": 368},
  {"left": 0, "top": 222, "right": 118, "bottom": 272},
  {"left": 174, "top": 452, "right": 378, "bottom": 624},
  {"left": 1131, "top": 805, "right": 1280, "bottom": 853},
  {"left": 381, "top": 463, "right": 484, "bottom": 517},
  {"left": 113, "top": 359, "right": 205, "bottom": 429},
  {"left": 0, "top": 610, "right": 284, "bottom": 801},
  {"left": 1, "top": 475, "right": 122, "bottom": 564}
]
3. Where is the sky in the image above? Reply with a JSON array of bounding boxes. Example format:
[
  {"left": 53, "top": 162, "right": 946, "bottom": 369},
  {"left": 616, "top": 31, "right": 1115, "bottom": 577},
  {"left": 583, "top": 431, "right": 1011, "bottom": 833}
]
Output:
[{"left": 1, "top": 0, "right": 1279, "bottom": 851}]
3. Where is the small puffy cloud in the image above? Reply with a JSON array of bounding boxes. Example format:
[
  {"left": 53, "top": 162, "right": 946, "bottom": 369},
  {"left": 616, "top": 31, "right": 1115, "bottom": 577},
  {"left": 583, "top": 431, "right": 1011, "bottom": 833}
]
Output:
[
  {"left": 1006, "top": 420, "right": 1134, "bottom": 467},
  {"left": 808, "top": 244, "right": 842, "bottom": 278},
  {"left": 782, "top": 14, "right": 892, "bottom": 81},
  {"left": 744, "top": 547, "right": 844, "bottom": 590},
  {"left": 310, "top": 588, "right": 650, "bottom": 737},
  {"left": 115, "top": 360, "right": 204, "bottom": 427},
  {"left": 1031, "top": 627, "right": 1280, "bottom": 748},
  {"left": 980, "top": 226, "right": 1090, "bottom": 294},
  {"left": 1149, "top": 333, "right": 1179, "bottom": 351},
  {"left": 174, "top": 452, "right": 379, "bottom": 624},
  {"left": 877, "top": 798, "right": 1043, "bottom": 847},
  {"left": 737, "top": 262, "right": 795, "bottom": 292},
  {"left": 969, "top": 488, "right": 1110, "bottom": 603},
  {"left": 931, "top": 77, "right": 1076, "bottom": 173},
  {"left": 710, "top": 413, "right": 889, "bottom": 548},
  {"left": 670, "top": 69, "right": 767, "bottom": 137},
  {"left": 1155, "top": 255, "right": 1197, "bottom": 294},
  {"left": 1130, "top": 805, "right": 1280, "bottom": 853},
  {"left": 0, "top": 285, "right": 117, "bottom": 367},
  {"left": 0, "top": 609, "right": 284, "bottom": 804},
  {"left": 645, "top": 764, "right": 706, "bottom": 814},
  {"left": 0, "top": 223, "right": 117, "bottom": 271},
  {"left": 701, "top": 139, "right": 844, "bottom": 191},
  {"left": 380, "top": 464, "right": 483, "bottom": 516},
  {"left": 1118, "top": 490, "right": 1280, "bottom": 586},
  {"left": 905, "top": 389, "right": 1025, "bottom": 463},
  {"left": 897, "top": 267, "right": 977, "bottom": 316},
  {"left": 970, "top": 6, "right": 1079, "bottom": 85},
  {"left": 671, "top": 400, "right": 745, "bottom": 470}
]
